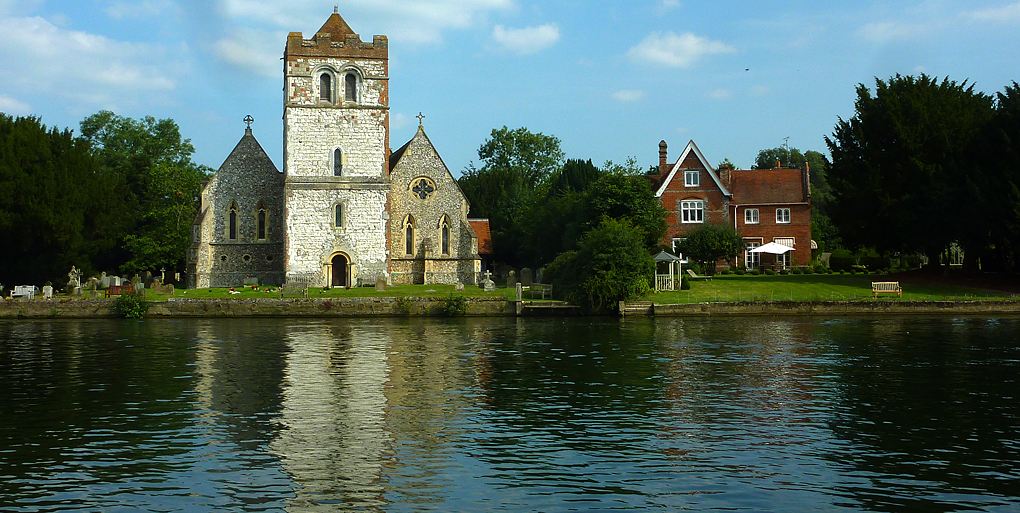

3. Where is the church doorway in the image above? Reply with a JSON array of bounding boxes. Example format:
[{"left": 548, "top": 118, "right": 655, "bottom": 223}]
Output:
[{"left": 331, "top": 254, "right": 349, "bottom": 287}]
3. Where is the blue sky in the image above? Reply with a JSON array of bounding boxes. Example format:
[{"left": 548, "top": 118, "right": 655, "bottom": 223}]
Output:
[{"left": 2, "top": 0, "right": 1019, "bottom": 173}]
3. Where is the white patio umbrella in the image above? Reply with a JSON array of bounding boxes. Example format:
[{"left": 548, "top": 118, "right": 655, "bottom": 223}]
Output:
[{"left": 749, "top": 242, "right": 794, "bottom": 254}]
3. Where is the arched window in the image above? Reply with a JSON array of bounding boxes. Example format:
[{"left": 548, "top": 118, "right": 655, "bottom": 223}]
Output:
[
  {"left": 440, "top": 217, "right": 450, "bottom": 256},
  {"left": 227, "top": 201, "right": 238, "bottom": 240},
  {"left": 404, "top": 215, "right": 415, "bottom": 256},
  {"left": 345, "top": 73, "right": 357, "bottom": 103},
  {"left": 320, "top": 73, "right": 332, "bottom": 102},
  {"left": 333, "top": 148, "right": 343, "bottom": 176},
  {"left": 334, "top": 204, "right": 343, "bottom": 228},
  {"left": 256, "top": 201, "right": 267, "bottom": 241}
]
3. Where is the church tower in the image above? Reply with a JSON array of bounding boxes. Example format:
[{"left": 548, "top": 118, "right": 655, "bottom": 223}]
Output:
[{"left": 282, "top": 10, "right": 390, "bottom": 287}]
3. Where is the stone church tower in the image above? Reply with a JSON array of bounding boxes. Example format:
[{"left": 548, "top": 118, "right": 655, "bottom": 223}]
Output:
[{"left": 282, "top": 11, "right": 391, "bottom": 287}]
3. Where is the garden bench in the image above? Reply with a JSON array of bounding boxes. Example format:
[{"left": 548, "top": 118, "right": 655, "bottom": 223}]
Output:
[
  {"left": 872, "top": 281, "right": 902, "bottom": 297},
  {"left": 525, "top": 283, "right": 553, "bottom": 299},
  {"left": 10, "top": 285, "right": 36, "bottom": 299},
  {"left": 105, "top": 285, "right": 134, "bottom": 297}
]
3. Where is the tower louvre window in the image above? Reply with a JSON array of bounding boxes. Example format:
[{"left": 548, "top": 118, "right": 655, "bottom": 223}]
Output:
[
  {"left": 320, "top": 73, "right": 332, "bottom": 102},
  {"left": 345, "top": 73, "right": 357, "bottom": 102}
]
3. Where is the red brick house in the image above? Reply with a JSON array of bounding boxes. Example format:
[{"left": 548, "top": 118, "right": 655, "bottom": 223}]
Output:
[{"left": 653, "top": 140, "right": 812, "bottom": 270}]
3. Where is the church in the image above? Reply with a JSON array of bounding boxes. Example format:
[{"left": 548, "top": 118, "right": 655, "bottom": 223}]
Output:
[{"left": 188, "top": 10, "right": 486, "bottom": 289}]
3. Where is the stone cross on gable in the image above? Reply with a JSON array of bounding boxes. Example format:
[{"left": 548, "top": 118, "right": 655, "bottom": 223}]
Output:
[
  {"left": 244, "top": 115, "right": 254, "bottom": 129},
  {"left": 416, "top": 112, "right": 425, "bottom": 126}
]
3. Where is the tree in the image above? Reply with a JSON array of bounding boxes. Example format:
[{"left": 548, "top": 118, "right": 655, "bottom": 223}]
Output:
[
  {"left": 676, "top": 223, "right": 744, "bottom": 274},
  {"left": 825, "top": 75, "right": 994, "bottom": 265},
  {"left": 459, "top": 126, "right": 564, "bottom": 266},
  {"left": 80, "top": 111, "right": 209, "bottom": 275},
  {"left": 545, "top": 218, "right": 654, "bottom": 311}
]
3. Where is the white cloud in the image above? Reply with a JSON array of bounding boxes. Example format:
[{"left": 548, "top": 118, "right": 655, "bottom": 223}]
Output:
[
  {"left": 391, "top": 112, "right": 412, "bottom": 130},
  {"left": 0, "top": 94, "right": 32, "bottom": 115},
  {"left": 969, "top": 2, "right": 1020, "bottom": 24},
  {"left": 492, "top": 24, "right": 560, "bottom": 55},
  {"left": 656, "top": 0, "right": 681, "bottom": 15},
  {"left": 627, "top": 31, "right": 734, "bottom": 68},
  {"left": 0, "top": 16, "right": 179, "bottom": 109},
  {"left": 612, "top": 89, "right": 644, "bottom": 102},
  {"left": 856, "top": 21, "right": 931, "bottom": 43},
  {"left": 214, "top": 27, "right": 284, "bottom": 78},
  {"left": 708, "top": 89, "right": 732, "bottom": 100},
  {"left": 105, "top": 0, "right": 175, "bottom": 19}
]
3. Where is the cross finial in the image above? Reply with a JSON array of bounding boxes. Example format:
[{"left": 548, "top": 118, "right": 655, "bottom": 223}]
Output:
[
  {"left": 334, "top": 4, "right": 338, "bottom": 13},
  {"left": 416, "top": 112, "right": 425, "bottom": 126},
  {"left": 243, "top": 115, "right": 254, "bottom": 129}
]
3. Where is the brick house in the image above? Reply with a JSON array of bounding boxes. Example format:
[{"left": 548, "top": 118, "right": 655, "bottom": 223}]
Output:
[{"left": 653, "top": 140, "right": 812, "bottom": 270}]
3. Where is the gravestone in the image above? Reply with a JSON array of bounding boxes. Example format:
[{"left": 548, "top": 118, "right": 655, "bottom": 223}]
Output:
[
  {"left": 142, "top": 271, "right": 153, "bottom": 287},
  {"left": 166, "top": 284, "right": 174, "bottom": 296},
  {"left": 133, "top": 282, "right": 145, "bottom": 296},
  {"left": 152, "top": 279, "right": 164, "bottom": 293},
  {"left": 110, "top": 276, "right": 122, "bottom": 287},
  {"left": 455, "top": 282, "right": 465, "bottom": 292},
  {"left": 88, "top": 278, "right": 99, "bottom": 298},
  {"left": 132, "top": 274, "right": 142, "bottom": 285},
  {"left": 516, "top": 282, "right": 523, "bottom": 302},
  {"left": 375, "top": 275, "right": 387, "bottom": 292},
  {"left": 481, "top": 270, "right": 495, "bottom": 292},
  {"left": 536, "top": 267, "right": 544, "bottom": 284},
  {"left": 42, "top": 285, "right": 53, "bottom": 299},
  {"left": 506, "top": 270, "right": 517, "bottom": 289},
  {"left": 521, "top": 268, "right": 533, "bottom": 287},
  {"left": 100, "top": 272, "right": 110, "bottom": 288}
]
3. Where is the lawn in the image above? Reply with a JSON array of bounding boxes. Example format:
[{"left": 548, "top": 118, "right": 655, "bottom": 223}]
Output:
[{"left": 647, "top": 273, "right": 1016, "bottom": 304}]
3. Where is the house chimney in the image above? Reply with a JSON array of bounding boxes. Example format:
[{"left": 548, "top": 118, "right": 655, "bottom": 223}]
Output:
[{"left": 659, "top": 140, "right": 668, "bottom": 174}]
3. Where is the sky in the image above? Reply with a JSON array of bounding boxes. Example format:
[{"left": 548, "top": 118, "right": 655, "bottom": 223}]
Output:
[{"left": 2, "top": 0, "right": 1019, "bottom": 174}]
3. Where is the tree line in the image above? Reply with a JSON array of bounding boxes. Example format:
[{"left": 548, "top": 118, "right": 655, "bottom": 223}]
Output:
[{"left": 0, "top": 112, "right": 208, "bottom": 289}]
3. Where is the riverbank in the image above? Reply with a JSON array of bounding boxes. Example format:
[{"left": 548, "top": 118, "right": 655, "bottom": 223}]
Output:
[{"left": 3, "top": 296, "right": 1020, "bottom": 318}]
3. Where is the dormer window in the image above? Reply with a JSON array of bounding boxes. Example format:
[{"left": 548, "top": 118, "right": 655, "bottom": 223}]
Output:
[
  {"left": 345, "top": 73, "right": 357, "bottom": 103},
  {"left": 320, "top": 73, "right": 332, "bottom": 102}
]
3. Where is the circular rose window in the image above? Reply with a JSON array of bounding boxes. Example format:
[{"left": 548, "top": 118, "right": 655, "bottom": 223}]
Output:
[{"left": 410, "top": 177, "right": 436, "bottom": 201}]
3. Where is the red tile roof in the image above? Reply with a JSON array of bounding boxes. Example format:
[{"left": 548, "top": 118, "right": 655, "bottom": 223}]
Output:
[
  {"left": 729, "top": 168, "right": 808, "bottom": 205},
  {"left": 469, "top": 219, "right": 493, "bottom": 255}
]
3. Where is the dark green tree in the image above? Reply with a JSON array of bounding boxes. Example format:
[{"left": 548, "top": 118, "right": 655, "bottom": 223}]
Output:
[
  {"left": 80, "top": 111, "right": 209, "bottom": 275},
  {"left": 545, "top": 218, "right": 654, "bottom": 311},
  {"left": 825, "top": 75, "right": 994, "bottom": 265},
  {"left": 676, "top": 223, "right": 744, "bottom": 274},
  {"left": 459, "top": 126, "right": 564, "bottom": 266}
]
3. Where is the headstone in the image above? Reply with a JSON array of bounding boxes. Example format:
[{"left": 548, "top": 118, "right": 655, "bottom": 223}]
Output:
[
  {"left": 516, "top": 282, "right": 523, "bottom": 302},
  {"left": 100, "top": 272, "right": 110, "bottom": 288},
  {"left": 43, "top": 285, "right": 53, "bottom": 299},
  {"left": 152, "top": 279, "right": 164, "bottom": 293},
  {"left": 142, "top": 271, "right": 153, "bottom": 287},
  {"left": 375, "top": 275, "right": 387, "bottom": 292},
  {"left": 521, "top": 268, "right": 533, "bottom": 287},
  {"left": 68, "top": 266, "right": 81, "bottom": 289},
  {"left": 166, "top": 284, "right": 174, "bottom": 296},
  {"left": 110, "top": 276, "right": 121, "bottom": 287},
  {"left": 506, "top": 270, "right": 517, "bottom": 289},
  {"left": 133, "top": 282, "right": 145, "bottom": 295},
  {"left": 483, "top": 279, "right": 495, "bottom": 292},
  {"left": 455, "top": 282, "right": 465, "bottom": 292},
  {"left": 132, "top": 274, "right": 142, "bottom": 285},
  {"left": 536, "top": 267, "right": 544, "bottom": 284}
]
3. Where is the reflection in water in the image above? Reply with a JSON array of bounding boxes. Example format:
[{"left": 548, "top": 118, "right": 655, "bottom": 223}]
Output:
[{"left": 1, "top": 316, "right": 1019, "bottom": 512}]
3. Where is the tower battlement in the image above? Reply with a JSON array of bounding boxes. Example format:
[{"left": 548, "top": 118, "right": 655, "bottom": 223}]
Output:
[{"left": 285, "top": 15, "right": 388, "bottom": 60}]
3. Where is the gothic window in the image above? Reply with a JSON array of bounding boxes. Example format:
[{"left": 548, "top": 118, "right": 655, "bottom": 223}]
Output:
[
  {"left": 320, "top": 73, "right": 332, "bottom": 102},
  {"left": 228, "top": 201, "right": 238, "bottom": 240},
  {"left": 440, "top": 217, "right": 451, "bottom": 256},
  {"left": 404, "top": 215, "right": 415, "bottom": 255},
  {"left": 333, "top": 148, "right": 343, "bottom": 176},
  {"left": 256, "top": 201, "right": 268, "bottom": 241},
  {"left": 345, "top": 72, "right": 357, "bottom": 103},
  {"left": 410, "top": 177, "right": 436, "bottom": 201},
  {"left": 334, "top": 204, "right": 343, "bottom": 228}
]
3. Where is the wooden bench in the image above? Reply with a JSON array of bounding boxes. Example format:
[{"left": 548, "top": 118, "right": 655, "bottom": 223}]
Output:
[
  {"left": 525, "top": 283, "right": 553, "bottom": 299},
  {"left": 105, "top": 285, "right": 135, "bottom": 297},
  {"left": 872, "top": 281, "right": 902, "bottom": 297},
  {"left": 10, "top": 285, "right": 36, "bottom": 299}
]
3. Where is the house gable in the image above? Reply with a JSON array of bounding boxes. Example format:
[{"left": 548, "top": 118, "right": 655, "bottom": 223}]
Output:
[{"left": 655, "top": 140, "right": 731, "bottom": 198}]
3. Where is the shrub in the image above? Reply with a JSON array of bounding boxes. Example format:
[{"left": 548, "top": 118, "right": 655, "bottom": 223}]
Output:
[
  {"left": 735, "top": 268, "right": 746, "bottom": 275},
  {"left": 790, "top": 267, "right": 801, "bottom": 274},
  {"left": 439, "top": 294, "right": 467, "bottom": 316},
  {"left": 765, "top": 269, "right": 776, "bottom": 276},
  {"left": 680, "top": 275, "right": 691, "bottom": 290},
  {"left": 780, "top": 269, "right": 790, "bottom": 275},
  {"left": 803, "top": 266, "right": 814, "bottom": 274},
  {"left": 114, "top": 291, "right": 149, "bottom": 319},
  {"left": 750, "top": 269, "right": 760, "bottom": 276}
]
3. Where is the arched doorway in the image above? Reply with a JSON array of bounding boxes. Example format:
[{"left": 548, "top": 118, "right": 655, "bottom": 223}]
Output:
[{"left": 331, "top": 254, "right": 349, "bottom": 287}]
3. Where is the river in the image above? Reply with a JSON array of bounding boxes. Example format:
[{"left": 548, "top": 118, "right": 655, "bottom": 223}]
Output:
[{"left": 1, "top": 316, "right": 1018, "bottom": 512}]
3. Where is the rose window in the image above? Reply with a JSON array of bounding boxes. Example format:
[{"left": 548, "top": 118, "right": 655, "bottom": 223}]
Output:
[{"left": 410, "top": 177, "right": 436, "bottom": 200}]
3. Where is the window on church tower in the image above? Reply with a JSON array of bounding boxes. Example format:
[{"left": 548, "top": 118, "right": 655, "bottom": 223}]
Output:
[
  {"left": 335, "top": 204, "right": 343, "bottom": 228},
  {"left": 345, "top": 73, "right": 357, "bottom": 103},
  {"left": 320, "top": 73, "right": 332, "bottom": 102},
  {"left": 334, "top": 149, "right": 343, "bottom": 176},
  {"left": 228, "top": 201, "right": 238, "bottom": 240}
]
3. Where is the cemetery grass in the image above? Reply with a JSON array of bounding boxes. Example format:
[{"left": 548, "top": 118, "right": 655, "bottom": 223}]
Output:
[{"left": 648, "top": 273, "right": 1017, "bottom": 304}]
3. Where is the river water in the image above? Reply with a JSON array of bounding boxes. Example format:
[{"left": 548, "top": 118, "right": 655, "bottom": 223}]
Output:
[{"left": 1, "top": 316, "right": 1018, "bottom": 512}]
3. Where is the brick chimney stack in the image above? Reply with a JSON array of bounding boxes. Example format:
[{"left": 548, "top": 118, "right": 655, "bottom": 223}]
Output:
[{"left": 658, "top": 140, "right": 668, "bottom": 174}]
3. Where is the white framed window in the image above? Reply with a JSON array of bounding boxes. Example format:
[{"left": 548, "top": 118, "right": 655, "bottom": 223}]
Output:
[
  {"left": 684, "top": 170, "right": 700, "bottom": 187},
  {"left": 775, "top": 238, "right": 795, "bottom": 267},
  {"left": 744, "top": 239, "right": 762, "bottom": 269},
  {"left": 681, "top": 200, "right": 704, "bottom": 223},
  {"left": 744, "top": 208, "right": 759, "bottom": 225},
  {"left": 776, "top": 208, "right": 791, "bottom": 224}
]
